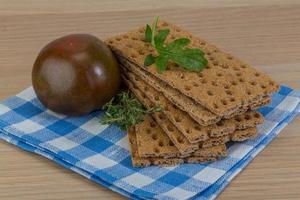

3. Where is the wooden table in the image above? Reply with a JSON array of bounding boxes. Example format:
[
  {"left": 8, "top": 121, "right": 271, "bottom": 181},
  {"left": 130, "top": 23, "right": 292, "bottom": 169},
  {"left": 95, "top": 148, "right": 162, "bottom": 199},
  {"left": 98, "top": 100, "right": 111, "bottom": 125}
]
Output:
[{"left": 1, "top": 1, "right": 300, "bottom": 199}]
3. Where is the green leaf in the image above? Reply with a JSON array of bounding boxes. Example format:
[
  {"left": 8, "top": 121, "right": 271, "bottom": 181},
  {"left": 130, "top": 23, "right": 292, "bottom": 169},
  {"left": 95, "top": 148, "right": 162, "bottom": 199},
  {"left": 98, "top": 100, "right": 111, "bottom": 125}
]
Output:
[
  {"left": 166, "top": 38, "right": 190, "bottom": 50},
  {"left": 181, "top": 48, "right": 205, "bottom": 57},
  {"left": 151, "top": 16, "right": 159, "bottom": 47},
  {"left": 154, "top": 29, "right": 170, "bottom": 48},
  {"left": 144, "top": 16, "right": 208, "bottom": 73},
  {"left": 155, "top": 55, "right": 169, "bottom": 73},
  {"left": 172, "top": 56, "right": 207, "bottom": 72},
  {"left": 157, "top": 46, "right": 207, "bottom": 72},
  {"left": 145, "top": 24, "right": 152, "bottom": 43},
  {"left": 144, "top": 54, "right": 155, "bottom": 66}
]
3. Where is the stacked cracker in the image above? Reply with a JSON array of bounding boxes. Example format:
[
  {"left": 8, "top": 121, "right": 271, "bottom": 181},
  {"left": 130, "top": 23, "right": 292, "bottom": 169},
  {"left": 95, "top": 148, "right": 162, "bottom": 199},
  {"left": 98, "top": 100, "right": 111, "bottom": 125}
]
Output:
[{"left": 106, "top": 21, "right": 279, "bottom": 167}]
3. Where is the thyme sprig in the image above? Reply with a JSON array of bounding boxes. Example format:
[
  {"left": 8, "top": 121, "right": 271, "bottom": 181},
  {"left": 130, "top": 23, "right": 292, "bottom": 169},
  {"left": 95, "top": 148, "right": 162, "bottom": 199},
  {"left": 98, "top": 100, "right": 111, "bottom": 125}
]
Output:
[{"left": 100, "top": 91, "right": 161, "bottom": 131}]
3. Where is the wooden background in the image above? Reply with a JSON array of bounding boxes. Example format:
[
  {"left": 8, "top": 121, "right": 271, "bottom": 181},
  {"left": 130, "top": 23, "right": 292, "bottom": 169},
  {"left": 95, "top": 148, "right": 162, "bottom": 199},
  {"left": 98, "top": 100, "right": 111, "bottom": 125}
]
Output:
[{"left": 1, "top": 1, "right": 300, "bottom": 199}]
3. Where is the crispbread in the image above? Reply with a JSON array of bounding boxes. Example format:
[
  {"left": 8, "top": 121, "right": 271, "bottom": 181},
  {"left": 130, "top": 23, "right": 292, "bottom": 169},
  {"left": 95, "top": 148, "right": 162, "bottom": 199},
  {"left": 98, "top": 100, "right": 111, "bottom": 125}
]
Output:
[
  {"left": 126, "top": 77, "right": 262, "bottom": 153},
  {"left": 123, "top": 71, "right": 230, "bottom": 141},
  {"left": 120, "top": 57, "right": 270, "bottom": 125},
  {"left": 121, "top": 58, "right": 220, "bottom": 126},
  {"left": 123, "top": 69, "right": 264, "bottom": 144},
  {"left": 106, "top": 20, "right": 279, "bottom": 117},
  {"left": 233, "top": 112, "right": 264, "bottom": 130},
  {"left": 135, "top": 109, "right": 198, "bottom": 155},
  {"left": 231, "top": 127, "right": 258, "bottom": 141},
  {"left": 250, "top": 97, "right": 271, "bottom": 110},
  {"left": 134, "top": 115, "right": 227, "bottom": 158},
  {"left": 128, "top": 128, "right": 223, "bottom": 167},
  {"left": 129, "top": 81, "right": 261, "bottom": 153},
  {"left": 128, "top": 127, "right": 183, "bottom": 167},
  {"left": 135, "top": 114, "right": 258, "bottom": 158}
]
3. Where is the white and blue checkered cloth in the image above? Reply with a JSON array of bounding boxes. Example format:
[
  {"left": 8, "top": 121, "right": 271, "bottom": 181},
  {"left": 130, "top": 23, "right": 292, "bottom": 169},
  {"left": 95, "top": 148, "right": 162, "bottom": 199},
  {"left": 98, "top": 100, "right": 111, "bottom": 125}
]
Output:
[{"left": 0, "top": 85, "right": 299, "bottom": 200}]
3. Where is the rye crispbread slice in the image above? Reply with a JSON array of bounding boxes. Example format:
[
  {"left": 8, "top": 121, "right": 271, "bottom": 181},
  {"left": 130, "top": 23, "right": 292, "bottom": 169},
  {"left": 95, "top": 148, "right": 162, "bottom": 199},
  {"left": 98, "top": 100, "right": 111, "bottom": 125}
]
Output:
[
  {"left": 122, "top": 71, "right": 230, "bottom": 141},
  {"left": 123, "top": 69, "right": 264, "bottom": 131},
  {"left": 120, "top": 58, "right": 271, "bottom": 125},
  {"left": 128, "top": 127, "right": 226, "bottom": 167},
  {"left": 231, "top": 127, "right": 258, "bottom": 141},
  {"left": 123, "top": 70, "right": 265, "bottom": 144},
  {"left": 135, "top": 115, "right": 258, "bottom": 158},
  {"left": 250, "top": 97, "right": 271, "bottom": 110},
  {"left": 121, "top": 58, "right": 220, "bottom": 126},
  {"left": 106, "top": 20, "right": 279, "bottom": 117}
]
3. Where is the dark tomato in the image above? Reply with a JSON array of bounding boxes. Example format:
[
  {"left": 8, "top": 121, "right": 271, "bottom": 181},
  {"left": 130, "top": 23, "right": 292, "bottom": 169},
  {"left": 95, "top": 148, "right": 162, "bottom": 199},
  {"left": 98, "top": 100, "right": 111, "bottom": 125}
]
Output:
[{"left": 32, "top": 34, "right": 121, "bottom": 116}]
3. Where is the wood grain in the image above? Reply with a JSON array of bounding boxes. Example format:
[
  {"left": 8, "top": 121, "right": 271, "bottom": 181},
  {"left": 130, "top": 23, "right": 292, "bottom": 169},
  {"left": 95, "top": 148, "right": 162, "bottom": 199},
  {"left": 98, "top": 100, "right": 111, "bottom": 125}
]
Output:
[{"left": 0, "top": 1, "right": 300, "bottom": 199}]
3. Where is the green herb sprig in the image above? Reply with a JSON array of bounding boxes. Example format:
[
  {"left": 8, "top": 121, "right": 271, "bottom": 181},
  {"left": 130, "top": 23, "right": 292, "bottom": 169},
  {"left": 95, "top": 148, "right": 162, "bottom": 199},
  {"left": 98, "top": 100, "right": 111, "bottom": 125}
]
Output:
[
  {"left": 100, "top": 91, "right": 162, "bottom": 131},
  {"left": 144, "top": 16, "right": 208, "bottom": 73}
]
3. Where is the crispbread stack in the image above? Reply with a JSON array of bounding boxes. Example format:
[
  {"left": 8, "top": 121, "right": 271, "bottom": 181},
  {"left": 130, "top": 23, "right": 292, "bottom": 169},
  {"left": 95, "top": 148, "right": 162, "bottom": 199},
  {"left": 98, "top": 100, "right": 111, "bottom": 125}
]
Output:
[{"left": 106, "top": 20, "right": 279, "bottom": 167}]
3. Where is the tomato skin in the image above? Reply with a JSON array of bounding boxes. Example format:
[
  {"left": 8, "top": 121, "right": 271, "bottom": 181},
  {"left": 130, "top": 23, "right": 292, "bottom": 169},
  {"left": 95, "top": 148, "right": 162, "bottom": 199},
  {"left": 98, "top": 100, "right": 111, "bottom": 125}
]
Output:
[{"left": 32, "top": 34, "right": 121, "bottom": 116}]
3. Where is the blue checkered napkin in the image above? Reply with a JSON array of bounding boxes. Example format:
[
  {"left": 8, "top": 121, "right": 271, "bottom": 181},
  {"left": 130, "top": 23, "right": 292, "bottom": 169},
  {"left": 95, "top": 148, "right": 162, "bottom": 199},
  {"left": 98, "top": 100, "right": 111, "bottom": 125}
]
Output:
[{"left": 0, "top": 86, "right": 299, "bottom": 200}]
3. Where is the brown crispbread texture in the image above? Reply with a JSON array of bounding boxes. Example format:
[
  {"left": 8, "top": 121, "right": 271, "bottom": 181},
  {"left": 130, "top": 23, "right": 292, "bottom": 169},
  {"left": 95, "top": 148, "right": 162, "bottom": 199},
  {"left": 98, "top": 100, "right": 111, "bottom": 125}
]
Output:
[
  {"left": 134, "top": 99, "right": 199, "bottom": 155},
  {"left": 200, "top": 135, "right": 230, "bottom": 148},
  {"left": 123, "top": 71, "right": 231, "bottom": 141},
  {"left": 120, "top": 58, "right": 270, "bottom": 125},
  {"left": 128, "top": 128, "right": 223, "bottom": 167},
  {"left": 250, "top": 97, "right": 271, "bottom": 110},
  {"left": 192, "top": 144, "right": 227, "bottom": 158},
  {"left": 135, "top": 114, "right": 258, "bottom": 158},
  {"left": 231, "top": 127, "right": 258, "bottom": 141},
  {"left": 129, "top": 117, "right": 258, "bottom": 167},
  {"left": 123, "top": 75, "right": 209, "bottom": 143},
  {"left": 134, "top": 115, "right": 227, "bottom": 158},
  {"left": 123, "top": 72, "right": 264, "bottom": 144},
  {"left": 134, "top": 115, "right": 183, "bottom": 158},
  {"left": 233, "top": 112, "right": 264, "bottom": 130},
  {"left": 123, "top": 68, "right": 265, "bottom": 128},
  {"left": 126, "top": 76, "right": 220, "bottom": 154},
  {"left": 121, "top": 58, "right": 220, "bottom": 126},
  {"left": 106, "top": 20, "right": 279, "bottom": 117},
  {"left": 128, "top": 127, "right": 183, "bottom": 167},
  {"left": 200, "top": 127, "right": 258, "bottom": 148}
]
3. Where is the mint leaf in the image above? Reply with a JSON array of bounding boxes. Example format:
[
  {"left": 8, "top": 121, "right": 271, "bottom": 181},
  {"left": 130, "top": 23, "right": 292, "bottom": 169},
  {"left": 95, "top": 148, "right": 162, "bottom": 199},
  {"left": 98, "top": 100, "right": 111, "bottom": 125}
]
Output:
[
  {"left": 167, "top": 44, "right": 207, "bottom": 71},
  {"left": 154, "top": 29, "right": 170, "bottom": 48},
  {"left": 145, "top": 24, "right": 152, "bottom": 43},
  {"left": 144, "top": 17, "right": 208, "bottom": 73},
  {"left": 144, "top": 54, "right": 155, "bottom": 66},
  {"left": 171, "top": 50, "right": 207, "bottom": 71},
  {"left": 155, "top": 55, "right": 168, "bottom": 73},
  {"left": 151, "top": 16, "right": 159, "bottom": 47},
  {"left": 166, "top": 38, "right": 191, "bottom": 50},
  {"left": 181, "top": 48, "right": 205, "bottom": 57}
]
